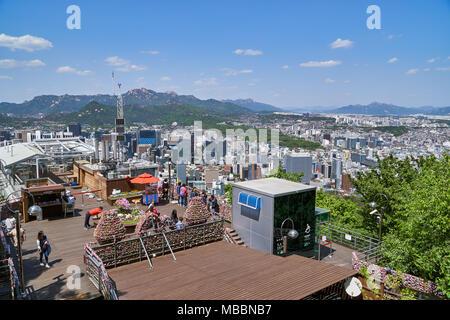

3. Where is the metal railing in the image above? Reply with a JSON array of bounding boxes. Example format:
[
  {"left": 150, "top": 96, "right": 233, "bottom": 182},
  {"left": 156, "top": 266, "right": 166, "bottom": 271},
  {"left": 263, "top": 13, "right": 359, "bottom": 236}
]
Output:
[
  {"left": 91, "top": 218, "right": 224, "bottom": 269},
  {"left": 0, "top": 227, "right": 22, "bottom": 299},
  {"left": 84, "top": 243, "right": 118, "bottom": 300},
  {"left": 139, "top": 237, "right": 153, "bottom": 269},
  {"left": 317, "top": 222, "right": 383, "bottom": 263}
]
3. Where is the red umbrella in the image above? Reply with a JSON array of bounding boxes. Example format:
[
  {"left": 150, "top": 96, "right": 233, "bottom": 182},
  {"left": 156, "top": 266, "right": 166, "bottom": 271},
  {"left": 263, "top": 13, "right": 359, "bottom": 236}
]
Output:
[{"left": 130, "top": 173, "right": 160, "bottom": 184}]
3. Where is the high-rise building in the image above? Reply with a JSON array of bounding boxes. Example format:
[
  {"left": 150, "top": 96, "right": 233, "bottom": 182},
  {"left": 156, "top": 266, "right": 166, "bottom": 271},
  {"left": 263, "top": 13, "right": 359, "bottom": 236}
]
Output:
[
  {"left": 331, "top": 158, "right": 342, "bottom": 190},
  {"left": 284, "top": 153, "right": 312, "bottom": 184},
  {"left": 176, "top": 163, "right": 187, "bottom": 184},
  {"left": 137, "top": 129, "right": 162, "bottom": 147},
  {"left": 68, "top": 122, "right": 81, "bottom": 137},
  {"left": 0, "top": 129, "right": 11, "bottom": 142}
]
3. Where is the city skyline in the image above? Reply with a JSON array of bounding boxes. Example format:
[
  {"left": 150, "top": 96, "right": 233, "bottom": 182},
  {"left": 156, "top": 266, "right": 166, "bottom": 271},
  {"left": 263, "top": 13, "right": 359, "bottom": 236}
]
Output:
[{"left": 0, "top": 0, "right": 449, "bottom": 108}]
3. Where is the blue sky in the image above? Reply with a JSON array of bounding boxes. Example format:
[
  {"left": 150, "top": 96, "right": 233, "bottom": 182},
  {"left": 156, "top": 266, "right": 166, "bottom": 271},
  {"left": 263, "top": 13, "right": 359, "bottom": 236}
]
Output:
[{"left": 0, "top": 0, "right": 449, "bottom": 108}]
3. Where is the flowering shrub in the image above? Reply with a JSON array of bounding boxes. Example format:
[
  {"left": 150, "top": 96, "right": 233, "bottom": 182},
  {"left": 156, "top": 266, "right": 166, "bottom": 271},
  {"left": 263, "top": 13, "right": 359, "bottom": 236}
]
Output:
[{"left": 114, "top": 198, "right": 131, "bottom": 215}]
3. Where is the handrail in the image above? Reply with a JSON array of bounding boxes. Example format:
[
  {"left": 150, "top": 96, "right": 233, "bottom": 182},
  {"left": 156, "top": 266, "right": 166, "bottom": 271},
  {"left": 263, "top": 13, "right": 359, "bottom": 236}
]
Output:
[
  {"left": 84, "top": 243, "right": 118, "bottom": 300},
  {"left": 91, "top": 219, "right": 224, "bottom": 269},
  {"left": 162, "top": 232, "right": 176, "bottom": 261},
  {"left": 1, "top": 227, "right": 22, "bottom": 299},
  {"left": 139, "top": 237, "right": 154, "bottom": 269},
  {"left": 317, "top": 221, "right": 383, "bottom": 263},
  {"left": 318, "top": 221, "right": 381, "bottom": 244}
]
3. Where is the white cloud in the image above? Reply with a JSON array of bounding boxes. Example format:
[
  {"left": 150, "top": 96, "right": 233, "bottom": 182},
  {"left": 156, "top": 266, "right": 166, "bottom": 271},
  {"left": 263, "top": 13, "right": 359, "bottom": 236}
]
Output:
[
  {"left": 423, "top": 68, "right": 431, "bottom": 72},
  {"left": 233, "top": 49, "right": 263, "bottom": 56},
  {"left": 0, "top": 33, "right": 53, "bottom": 52},
  {"left": 406, "top": 68, "right": 419, "bottom": 75},
  {"left": 325, "top": 78, "right": 335, "bottom": 83},
  {"left": 344, "top": 80, "right": 351, "bottom": 83},
  {"left": 126, "top": 64, "right": 147, "bottom": 71},
  {"left": 436, "top": 67, "right": 450, "bottom": 71},
  {"left": 387, "top": 57, "right": 398, "bottom": 63},
  {"left": 56, "top": 66, "right": 92, "bottom": 76},
  {"left": 387, "top": 34, "right": 403, "bottom": 40},
  {"left": 281, "top": 65, "right": 289, "bottom": 69},
  {"left": 105, "top": 56, "right": 129, "bottom": 66},
  {"left": 427, "top": 57, "right": 439, "bottom": 63},
  {"left": 140, "top": 50, "right": 160, "bottom": 55},
  {"left": 105, "top": 56, "right": 146, "bottom": 72},
  {"left": 300, "top": 60, "right": 342, "bottom": 67},
  {"left": 0, "top": 59, "right": 45, "bottom": 68},
  {"left": 194, "top": 77, "right": 218, "bottom": 86},
  {"left": 0, "top": 75, "right": 12, "bottom": 80},
  {"left": 221, "top": 68, "right": 253, "bottom": 76},
  {"left": 160, "top": 76, "right": 171, "bottom": 81},
  {"left": 330, "top": 38, "right": 354, "bottom": 49}
]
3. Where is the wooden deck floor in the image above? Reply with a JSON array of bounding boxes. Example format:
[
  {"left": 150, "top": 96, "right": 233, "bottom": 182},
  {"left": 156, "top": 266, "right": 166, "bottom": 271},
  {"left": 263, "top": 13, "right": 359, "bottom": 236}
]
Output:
[
  {"left": 107, "top": 241, "right": 357, "bottom": 300},
  {"left": 20, "top": 189, "right": 185, "bottom": 300}
]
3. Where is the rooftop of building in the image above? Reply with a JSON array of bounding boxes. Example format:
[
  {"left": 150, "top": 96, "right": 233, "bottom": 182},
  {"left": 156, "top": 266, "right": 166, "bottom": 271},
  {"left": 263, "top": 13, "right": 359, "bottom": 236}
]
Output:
[{"left": 233, "top": 177, "right": 316, "bottom": 197}]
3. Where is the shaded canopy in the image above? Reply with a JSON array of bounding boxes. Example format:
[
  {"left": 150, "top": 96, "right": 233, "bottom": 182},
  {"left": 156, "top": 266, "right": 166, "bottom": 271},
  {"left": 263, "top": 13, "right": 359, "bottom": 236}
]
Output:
[{"left": 131, "top": 173, "right": 160, "bottom": 184}]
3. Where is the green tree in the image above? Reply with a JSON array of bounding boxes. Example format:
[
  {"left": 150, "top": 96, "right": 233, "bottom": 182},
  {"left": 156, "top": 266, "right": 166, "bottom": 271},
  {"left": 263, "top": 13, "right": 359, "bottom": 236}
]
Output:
[
  {"left": 224, "top": 183, "right": 232, "bottom": 204},
  {"left": 351, "top": 153, "right": 450, "bottom": 297},
  {"left": 315, "top": 189, "right": 369, "bottom": 234},
  {"left": 266, "top": 165, "right": 304, "bottom": 183}
]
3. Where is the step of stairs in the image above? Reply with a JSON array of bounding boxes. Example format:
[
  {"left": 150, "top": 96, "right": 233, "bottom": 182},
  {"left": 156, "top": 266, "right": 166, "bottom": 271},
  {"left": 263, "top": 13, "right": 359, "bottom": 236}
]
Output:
[{"left": 225, "top": 228, "right": 246, "bottom": 247}]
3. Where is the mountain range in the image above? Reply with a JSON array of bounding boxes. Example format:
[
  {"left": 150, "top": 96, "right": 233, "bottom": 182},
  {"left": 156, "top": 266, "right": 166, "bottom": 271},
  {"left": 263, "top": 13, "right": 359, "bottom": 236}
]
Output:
[
  {"left": 222, "top": 98, "right": 282, "bottom": 112},
  {"left": 327, "top": 102, "right": 450, "bottom": 116},
  {"left": 0, "top": 88, "right": 252, "bottom": 116},
  {"left": 0, "top": 89, "right": 448, "bottom": 117}
]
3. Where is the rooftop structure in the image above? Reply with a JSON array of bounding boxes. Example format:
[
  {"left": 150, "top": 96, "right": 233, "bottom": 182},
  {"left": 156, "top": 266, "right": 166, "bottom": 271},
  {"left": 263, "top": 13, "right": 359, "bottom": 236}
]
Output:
[{"left": 233, "top": 177, "right": 315, "bottom": 198}]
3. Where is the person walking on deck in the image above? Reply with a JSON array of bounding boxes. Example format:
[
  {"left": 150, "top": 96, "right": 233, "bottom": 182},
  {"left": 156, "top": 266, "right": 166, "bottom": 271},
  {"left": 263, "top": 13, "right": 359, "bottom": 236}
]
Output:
[{"left": 37, "top": 231, "right": 51, "bottom": 268}]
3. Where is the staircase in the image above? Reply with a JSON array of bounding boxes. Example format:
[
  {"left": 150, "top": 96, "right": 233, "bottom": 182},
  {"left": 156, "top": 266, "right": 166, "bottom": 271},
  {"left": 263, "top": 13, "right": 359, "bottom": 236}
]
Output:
[{"left": 224, "top": 228, "right": 246, "bottom": 247}]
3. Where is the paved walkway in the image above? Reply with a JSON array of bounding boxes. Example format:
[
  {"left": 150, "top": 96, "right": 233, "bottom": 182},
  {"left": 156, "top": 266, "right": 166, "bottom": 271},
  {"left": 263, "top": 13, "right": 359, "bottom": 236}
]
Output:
[{"left": 20, "top": 188, "right": 185, "bottom": 300}]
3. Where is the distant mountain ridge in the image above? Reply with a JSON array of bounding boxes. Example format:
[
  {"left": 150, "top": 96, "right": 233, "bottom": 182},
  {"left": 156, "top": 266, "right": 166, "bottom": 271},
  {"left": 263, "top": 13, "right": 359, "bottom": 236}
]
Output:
[
  {"left": 0, "top": 88, "right": 252, "bottom": 116},
  {"left": 1, "top": 91, "right": 448, "bottom": 117},
  {"left": 45, "top": 101, "right": 231, "bottom": 127},
  {"left": 327, "top": 102, "right": 450, "bottom": 116},
  {"left": 222, "top": 98, "right": 282, "bottom": 112}
]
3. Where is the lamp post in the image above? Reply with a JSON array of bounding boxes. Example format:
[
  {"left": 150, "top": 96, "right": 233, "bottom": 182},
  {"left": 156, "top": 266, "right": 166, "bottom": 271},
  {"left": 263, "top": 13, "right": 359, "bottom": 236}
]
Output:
[
  {"left": 280, "top": 217, "right": 299, "bottom": 257},
  {"left": 4, "top": 189, "right": 42, "bottom": 296},
  {"left": 168, "top": 156, "right": 172, "bottom": 200},
  {"left": 369, "top": 193, "right": 388, "bottom": 242}
]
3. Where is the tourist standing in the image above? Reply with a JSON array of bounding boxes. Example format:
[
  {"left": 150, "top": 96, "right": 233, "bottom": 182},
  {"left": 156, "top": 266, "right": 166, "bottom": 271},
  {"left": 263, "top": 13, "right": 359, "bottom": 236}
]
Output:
[
  {"left": 171, "top": 209, "right": 178, "bottom": 225},
  {"left": 201, "top": 191, "right": 207, "bottom": 205},
  {"left": 176, "top": 182, "right": 182, "bottom": 205},
  {"left": 157, "top": 174, "right": 164, "bottom": 196},
  {"left": 37, "top": 231, "right": 51, "bottom": 268},
  {"left": 210, "top": 195, "right": 218, "bottom": 216},
  {"left": 180, "top": 184, "right": 187, "bottom": 207}
]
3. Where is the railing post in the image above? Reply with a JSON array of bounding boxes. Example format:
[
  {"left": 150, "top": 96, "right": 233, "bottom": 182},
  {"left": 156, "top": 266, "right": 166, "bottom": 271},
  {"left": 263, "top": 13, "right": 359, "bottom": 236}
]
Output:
[
  {"left": 162, "top": 234, "right": 165, "bottom": 255},
  {"left": 139, "top": 237, "right": 142, "bottom": 262},
  {"left": 183, "top": 228, "right": 186, "bottom": 251},
  {"left": 203, "top": 225, "right": 206, "bottom": 245},
  {"left": 354, "top": 237, "right": 357, "bottom": 249},
  {"left": 98, "top": 266, "right": 101, "bottom": 293},
  {"left": 114, "top": 236, "right": 117, "bottom": 268}
]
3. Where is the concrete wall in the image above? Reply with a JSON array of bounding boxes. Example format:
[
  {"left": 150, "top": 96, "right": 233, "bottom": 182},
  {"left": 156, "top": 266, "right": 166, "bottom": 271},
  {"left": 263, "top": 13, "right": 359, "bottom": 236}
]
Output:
[{"left": 232, "top": 186, "right": 274, "bottom": 254}]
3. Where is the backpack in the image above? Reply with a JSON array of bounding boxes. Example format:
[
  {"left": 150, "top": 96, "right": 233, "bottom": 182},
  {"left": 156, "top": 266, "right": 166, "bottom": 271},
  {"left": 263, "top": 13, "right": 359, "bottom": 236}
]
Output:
[{"left": 180, "top": 187, "right": 185, "bottom": 196}]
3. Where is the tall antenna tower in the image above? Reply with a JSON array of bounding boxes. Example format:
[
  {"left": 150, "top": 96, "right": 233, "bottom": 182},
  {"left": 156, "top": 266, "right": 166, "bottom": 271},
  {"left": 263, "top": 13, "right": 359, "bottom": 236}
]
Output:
[{"left": 112, "top": 72, "right": 125, "bottom": 143}]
